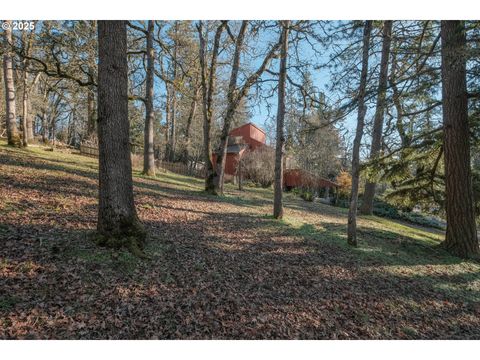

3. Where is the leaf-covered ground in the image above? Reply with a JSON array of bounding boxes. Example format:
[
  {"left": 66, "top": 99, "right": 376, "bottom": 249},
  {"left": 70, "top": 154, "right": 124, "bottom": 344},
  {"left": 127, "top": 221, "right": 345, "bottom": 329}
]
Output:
[{"left": 1, "top": 140, "right": 479, "bottom": 339}]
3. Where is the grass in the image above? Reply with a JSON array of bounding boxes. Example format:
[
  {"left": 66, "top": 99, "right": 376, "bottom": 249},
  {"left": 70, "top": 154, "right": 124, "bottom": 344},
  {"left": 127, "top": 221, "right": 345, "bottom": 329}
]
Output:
[{"left": 1, "top": 139, "right": 479, "bottom": 339}]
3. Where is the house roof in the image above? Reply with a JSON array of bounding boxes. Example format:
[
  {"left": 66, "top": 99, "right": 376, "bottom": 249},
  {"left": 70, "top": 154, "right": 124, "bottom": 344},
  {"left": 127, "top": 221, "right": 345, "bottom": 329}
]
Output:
[{"left": 229, "top": 122, "right": 266, "bottom": 136}]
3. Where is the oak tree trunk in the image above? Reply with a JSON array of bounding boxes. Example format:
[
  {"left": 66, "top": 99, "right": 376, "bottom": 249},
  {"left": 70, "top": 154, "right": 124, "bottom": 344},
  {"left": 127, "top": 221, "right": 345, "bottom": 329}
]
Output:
[
  {"left": 360, "top": 20, "right": 392, "bottom": 215},
  {"left": 347, "top": 21, "right": 372, "bottom": 247},
  {"left": 164, "top": 82, "right": 171, "bottom": 160},
  {"left": 213, "top": 21, "right": 248, "bottom": 195},
  {"left": 440, "top": 20, "right": 479, "bottom": 258},
  {"left": 183, "top": 86, "right": 199, "bottom": 165},
  {"left": 3, "top": 21, "right": 20, "bottom": 147},
  {"left": 273, "top": 21, "right": 290, "bottom": 219},
  {"left": 21, "top": 69, "right": 28, "bottom": 147},
  {"left": 143, "top": 20, "right": 156, "bottom": 176},
  {"left": 41, "top": 111, "right": 48, "bottom": 143},
  {"left": 167, "top": 22, "right": 179, "bottom": 162},
  {"left": 198, "top": 21, "right": 225, "bottom": 194},
  {"left": 96, "top": 20, "right": 146, "bottom": 254},
  {"left": 87, "top": 87, "right": 96, "bottom": 138}
]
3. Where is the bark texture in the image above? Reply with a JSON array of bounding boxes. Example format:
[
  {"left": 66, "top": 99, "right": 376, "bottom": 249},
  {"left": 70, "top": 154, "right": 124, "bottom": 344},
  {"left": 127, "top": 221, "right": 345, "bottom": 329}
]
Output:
[
  {"left": 347, "top": 21, "right": 372, "bottom": 247},
  {"left": 440, "top": 20, "right": 479, "bottom": 258},
  {"left": 21, "top": 70, "right": 29, "bottom": 147},
  {"left": 3, "top": 21, "right": 20, "bottom": 147},
  {"left": 183, "top": 85, "right": 200, "bottom": 164},
  {"left": 168, "top": 22, "right": 178, "bottom": 162},
  {"left": 87, "top": 87, "right": 96, "bottom": 138},
  {"left": 97, "top": 20, "right": 146, "bottom": 254},
  {"left": 273, "top": 21, "right": 290, "bottom": 219},
  {"left": 360, "top": 20, "right": 393, "bottom": 215},
  {"left": 143, "top": 20, "right": 156, "bottom": 176}
]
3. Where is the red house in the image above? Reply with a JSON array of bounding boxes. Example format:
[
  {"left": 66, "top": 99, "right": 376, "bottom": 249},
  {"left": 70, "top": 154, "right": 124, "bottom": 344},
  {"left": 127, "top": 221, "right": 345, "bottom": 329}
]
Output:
[
  {"left": 284, "top": 168, "right": 339, "bottom": 191},
  {"left": 212, "top": 122, "right": 267, "bottom": 178},
  {"left": 212, "top": 122, "right": 338, "bottom": 195}
]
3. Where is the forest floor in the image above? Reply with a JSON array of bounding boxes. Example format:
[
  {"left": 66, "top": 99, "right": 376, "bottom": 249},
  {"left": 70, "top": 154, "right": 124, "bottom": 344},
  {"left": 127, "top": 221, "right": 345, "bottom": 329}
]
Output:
[{"left": 1, "top": 139, "right": 480, "bottom": 339}]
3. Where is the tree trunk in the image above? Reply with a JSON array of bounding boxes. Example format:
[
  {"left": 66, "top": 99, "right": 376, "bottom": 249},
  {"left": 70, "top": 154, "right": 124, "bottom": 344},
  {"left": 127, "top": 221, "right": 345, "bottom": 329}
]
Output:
[
  {"left": 184, "top": 85, "right": 200, "bottom": 165},
  {"left": 25, "top": 90, "right": 34, "bottom": 140},
  {"left": 3, "top": 21, "right": 20, "bottom": 147},
  {"left": 273, "top": 21, "right": 290, "bottom": 219},
  {"left": 213, "top": 21, "right": 248, "bottom": 195},
  {"left": 41, "top": 111, "right": 48, "bottom": 143},
  {"left": 169, "top": 25, "right": 178, "bottom": 163},
  {"left": 87, "top": 87, "right": 96, "bottom": 138},
  {"left": 238, "top": 157, "right": 243, "bottom": 191},
  {"left": 21, "top": 69, "right": 29, "bottom": 147},
  {"left": 96, "top": 20, "right": 146, "bottom": 254},
  {"left": 440, "top": 21, "right": 479, "bottom": 258},
  {"left": 169, "top": 88, "right": 176, "bottom": 162},
  {"left": 347, "top": 20, "right": 373, "bottom": 247},
  {"left": 51, "top": 116, "right": 56, "bottom": 147},
  {"left": 20, "top": 30, "right": 29, "bottom": 147},
  {"left": 360, "top": 20, "right": 392, "bottom": 215},
  {"left": 164, "top": 81, "right": 171, "bottom": 160},
  {"left": 143, "top": 20, "right": 156, "bottom": 176},
  {"left": 198, "top": 21, "right": 225, "bottom": 194}
]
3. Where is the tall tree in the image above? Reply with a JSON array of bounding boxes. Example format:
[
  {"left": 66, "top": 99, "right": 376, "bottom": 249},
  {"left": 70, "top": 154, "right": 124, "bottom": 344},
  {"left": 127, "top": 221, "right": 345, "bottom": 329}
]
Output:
[
  {"left": 213, "top": 22, "right": 281, "bottom": 195},
  {"left": 168, "top": 21, "right": 179, "bottom": 162},
  {"left": 21, "top": 50, "right": 29, "bottom": 147},
  {"left": 21, "top": 30, "right": 33, "bottom": 145},
  {"left": 183, "top": 83, "right": 200, "bottom": 165},
  {"left": 197, "top": 21, "right": 225, "bottom": 193},
  {"left": 273, "top": 21, "right": 290, "bottom": 219},
  {"left": 143, "top": 20, "right": 156, "bottom": 176},
  {"left": 96, "top": 21, "right": 146, "bottom": 254},
  {"left": 3, "top": 20, "right": 20, "bottom": 146},
  {"left": 347, "top": 20, "right": 373, "bottom": 247},
  {"left": 440, "top": 20, "right": 479, "bottom": 258},
  {"left": 360, "top": 20, "right": 393, "bottom": 215}
]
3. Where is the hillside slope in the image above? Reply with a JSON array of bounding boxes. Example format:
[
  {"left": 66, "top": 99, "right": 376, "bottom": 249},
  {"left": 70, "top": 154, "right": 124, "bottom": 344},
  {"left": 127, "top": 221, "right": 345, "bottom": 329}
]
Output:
[{"left": 1, "top": 140, "right": 479, "bottom": 339}]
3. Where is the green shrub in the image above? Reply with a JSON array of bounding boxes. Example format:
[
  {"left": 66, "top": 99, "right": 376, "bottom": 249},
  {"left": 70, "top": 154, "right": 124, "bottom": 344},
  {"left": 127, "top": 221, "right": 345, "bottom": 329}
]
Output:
[
  {"left": 333, "top": 197, "right": 446, "bottom": 230},
  {"left": 300, "top": 190, "right": 314, "bottom": 202}
]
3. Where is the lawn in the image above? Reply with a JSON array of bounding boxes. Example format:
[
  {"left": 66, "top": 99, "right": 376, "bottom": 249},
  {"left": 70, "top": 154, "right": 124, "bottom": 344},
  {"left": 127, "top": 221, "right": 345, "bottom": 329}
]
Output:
[{"left": 0, "top": 139, "right": 479, "bottom": 339}]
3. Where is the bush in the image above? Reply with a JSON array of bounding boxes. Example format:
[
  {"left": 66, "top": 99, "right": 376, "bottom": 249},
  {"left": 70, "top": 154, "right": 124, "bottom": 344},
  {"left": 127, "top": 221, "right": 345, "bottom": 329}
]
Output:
[
  {"left": 334, "top": 197, "right": 446, "bottom": 230},
  {"left": 292, "top": 187, "right": 315, "bottom": 202},
  {"left": 336, "top": 170, "right": 352, "bottom": 199},
  {"left": 300, "top": 190, "right": 314, "bottom": 202},
  {"left": 239, "top": 146, "right": 275, "bottom": 188}
]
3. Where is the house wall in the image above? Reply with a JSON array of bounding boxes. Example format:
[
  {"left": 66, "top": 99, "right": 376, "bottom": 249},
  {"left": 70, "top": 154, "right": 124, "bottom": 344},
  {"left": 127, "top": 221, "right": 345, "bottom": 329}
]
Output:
[
  {"left": 212, "top": 148, "right": 246, "bottom": 177},
  {"left": 284, "top": 169, "right": 339, "bottom": 190},
  {"left": 229, "top": 123, "right": 266, "bottom": 150},
  {"left": 212, "top": 123, "right": 267, "bottom": 178}
]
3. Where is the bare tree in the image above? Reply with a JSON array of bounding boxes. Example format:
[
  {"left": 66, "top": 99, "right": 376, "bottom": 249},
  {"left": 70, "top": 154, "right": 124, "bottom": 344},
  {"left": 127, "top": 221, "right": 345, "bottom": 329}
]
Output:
[
  {"left": 3, "top": 20, "right": 19, "bottom": 146},
  {"left": 197, "top": 21, "right": 225, "bottom": 193},
  {"left": 96, "top": 20, "right": 146, "bottom": 254},
  {"left": 273, "top": 21, "right": 290, "bottom": 219},
  {"left": 127, "top": 20, "right": 157, "bottom": 175},
  {"left": 440, "top": 20, "right": 479, "bottom": 258},
  {"left": 213, "top": 21, "right": 282, "bottom": 195},
  {"left": 360, "top": 20, "right": 393, "bottom": 215},
  {"left": 184, "top": 82, "right": 200, "bottom": 164},
  {"left": 168, "top": 21, "right": 179, "bottom": 162},
  {"left": 143, "top": 20, "right": 156, "bottom": 176},
  {"left": 347, "top": 21, "right": 373, "bottom": 247}
]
